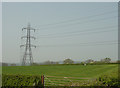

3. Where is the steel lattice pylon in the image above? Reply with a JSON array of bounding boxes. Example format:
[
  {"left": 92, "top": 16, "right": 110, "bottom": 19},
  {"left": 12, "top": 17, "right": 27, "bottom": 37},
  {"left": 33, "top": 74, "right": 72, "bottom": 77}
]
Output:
[{"left": 20, "top": 23, "right": 36, "bottom": 66}]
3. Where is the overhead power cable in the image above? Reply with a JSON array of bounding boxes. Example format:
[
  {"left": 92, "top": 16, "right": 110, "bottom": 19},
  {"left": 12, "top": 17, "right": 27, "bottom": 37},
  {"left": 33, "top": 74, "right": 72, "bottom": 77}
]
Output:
[
  {"left": 39, "top": 16, "right": 117, "bottom": 30},
  {"left": 36, "top": 40, "right": 118, "bottom": 47},
  {"left": 38, "top": 29, "right": 117, "bottom": 39},
  {"left": 39, "top": 10, "right": 117, "bottom": 28},
  {"left": 38, "top": 25, "right": 117, "bottom": 36}
]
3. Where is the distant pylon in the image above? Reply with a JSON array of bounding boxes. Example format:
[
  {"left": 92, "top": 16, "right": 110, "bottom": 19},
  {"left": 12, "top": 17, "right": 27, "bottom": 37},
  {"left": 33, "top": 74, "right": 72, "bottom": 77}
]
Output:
[{"left": 20, "top": 23, "right": 36, "bottom": 66}]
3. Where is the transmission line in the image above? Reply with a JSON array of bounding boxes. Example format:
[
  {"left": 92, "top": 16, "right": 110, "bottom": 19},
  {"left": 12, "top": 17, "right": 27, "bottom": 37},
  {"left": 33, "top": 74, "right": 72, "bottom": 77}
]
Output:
[
  {"left": 38, "top": 25, "right": 117, "bottom": 37},
  {"left": 38, "top": 16, "right": 117, "bottom": 30},
  {"left": 38, "top": 29, "right": 117, "bottom": 39},
  {"left": 39, "top": 10, "right": 117, "bottom": 28},
  {"left": 37, "top": 40, "right": 118, "bottom": 47}
]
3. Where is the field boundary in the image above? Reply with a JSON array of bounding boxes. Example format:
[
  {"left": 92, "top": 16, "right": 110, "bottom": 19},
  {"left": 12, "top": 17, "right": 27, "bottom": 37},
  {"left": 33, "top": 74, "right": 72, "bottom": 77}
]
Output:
[
  {"left": 44, "top": 75, "right": 91, "bottom": 86},
  {"left": 46, "top": 75, "right": 91, "bottom": 79}
]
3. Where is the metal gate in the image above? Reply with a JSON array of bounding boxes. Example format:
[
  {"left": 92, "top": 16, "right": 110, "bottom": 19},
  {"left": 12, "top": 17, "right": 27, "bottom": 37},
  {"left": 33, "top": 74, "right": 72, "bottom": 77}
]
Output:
[{"left": 44, "top": 75, "right": 90, "bottom": 86}]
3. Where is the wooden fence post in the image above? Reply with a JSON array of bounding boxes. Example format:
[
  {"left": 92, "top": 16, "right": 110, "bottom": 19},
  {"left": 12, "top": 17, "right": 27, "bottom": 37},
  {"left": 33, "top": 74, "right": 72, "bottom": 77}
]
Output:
[{"left": 41, "top": 75, "right": 44, "bottom": 88}]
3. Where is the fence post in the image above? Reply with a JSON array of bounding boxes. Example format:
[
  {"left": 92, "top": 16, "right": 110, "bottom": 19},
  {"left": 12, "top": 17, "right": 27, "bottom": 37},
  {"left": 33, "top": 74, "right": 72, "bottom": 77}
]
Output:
[{"left": 41, "top": 75, "right": 44, "bottom": 88}]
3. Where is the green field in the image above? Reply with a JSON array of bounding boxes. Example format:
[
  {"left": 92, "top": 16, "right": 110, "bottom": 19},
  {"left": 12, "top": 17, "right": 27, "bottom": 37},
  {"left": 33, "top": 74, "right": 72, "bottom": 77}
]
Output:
[
  {"left": 2, "top": 64, "right": 118, "bottom": 86},
  {"left": 2, "top": 64, "right": 118, "bottom": 77}
]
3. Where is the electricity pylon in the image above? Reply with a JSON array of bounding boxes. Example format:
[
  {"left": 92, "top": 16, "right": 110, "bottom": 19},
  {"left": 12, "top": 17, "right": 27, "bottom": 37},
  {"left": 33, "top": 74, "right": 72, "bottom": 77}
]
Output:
[{"left": 20, "top": 23, "right": 36, "bottom": 66}]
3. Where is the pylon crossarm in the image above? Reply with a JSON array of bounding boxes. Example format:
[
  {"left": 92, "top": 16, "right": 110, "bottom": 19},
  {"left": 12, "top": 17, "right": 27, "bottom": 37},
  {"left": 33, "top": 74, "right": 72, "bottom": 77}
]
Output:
[
  {"left": 30, "top": 27, "right": 36, "bottom": 32},
  {"left": 21, "top": 36, "right": 36, "bottom": 40},
  {"left": 22, "top": 28, "right": 27, "bottom": 31},
  {"left": 30, "top": 36, "right": 36, "bottom": 39},
  {"left": 21, "top": 36, "right": 27, "bottom": 39},
  {"left": 31, "top": 45, "right": 36, "bottom": 48},
  {"left": 20, "top": 44, "right": 36, "bottom": 48},
  {"left": 20, "top": 45, "right": 25, "bottom": 48}
]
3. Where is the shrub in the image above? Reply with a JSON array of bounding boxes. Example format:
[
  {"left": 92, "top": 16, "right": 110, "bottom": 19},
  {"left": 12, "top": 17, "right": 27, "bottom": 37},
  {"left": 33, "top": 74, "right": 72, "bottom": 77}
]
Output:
[
  {"left": 2, "top": 74, "right": 43, "bottom": 87},
  {"left": 93, "top": 71, "right": 120, "bottom": 87}
]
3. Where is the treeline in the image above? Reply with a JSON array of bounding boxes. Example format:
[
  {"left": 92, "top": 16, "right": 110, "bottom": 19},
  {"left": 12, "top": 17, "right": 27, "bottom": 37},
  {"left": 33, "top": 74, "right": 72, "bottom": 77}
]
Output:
[
  {"left": 32, "top": 57, "right": 119, "bottom": 66},
  {"left": 2, "top": 57, "right": 119, "bottom": 66}
]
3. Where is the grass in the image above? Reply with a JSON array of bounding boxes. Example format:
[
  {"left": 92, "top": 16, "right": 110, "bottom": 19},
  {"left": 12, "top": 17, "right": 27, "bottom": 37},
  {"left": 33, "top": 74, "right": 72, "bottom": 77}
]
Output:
[
  {"left": 2, "top": 64, "right": 118, "bottom": 77},
  {"left": 2, "top": 64, "right": 118, "bottom": 86}
]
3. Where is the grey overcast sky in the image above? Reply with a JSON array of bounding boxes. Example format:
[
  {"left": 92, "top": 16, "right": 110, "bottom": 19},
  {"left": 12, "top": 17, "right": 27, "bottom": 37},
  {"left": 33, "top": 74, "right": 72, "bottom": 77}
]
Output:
[{"left": 2, "top": 2, "right": 118, "bottom": 63}]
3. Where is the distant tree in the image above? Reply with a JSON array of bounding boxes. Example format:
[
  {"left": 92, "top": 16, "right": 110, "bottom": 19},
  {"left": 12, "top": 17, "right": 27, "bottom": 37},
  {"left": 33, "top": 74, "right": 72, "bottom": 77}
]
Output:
[
  {"left": 80, "top": 62, "right": 87, "bottom": 65},
  {"left": 85, "top": 59, "right": 94, "bottom": 63},
  {"left": 81, "top": 62, "right": 85, "bottom": 65},
  {"left": 43, "top": 61, "right": 59, "bottom": 65},
  {"left": 31, "top": 63, "right": 39, "bottom": 66},
  {"left": 55, "top": 62, "right": 59, "bottom": 64},
  {"left": 2, "top": 63, "right": 8, "bottom": 66},
  {"left": 63, "top": 58, "right": 74, "bottom": 64},
  {"left": 101, "top": 58, "right": 111, "bottom": 63},
  {"left": 11, "top": 63, "right": 16, "bottom": 66},
  {"left": 44, "top": 61, "right": 51, "bottom": 65}
]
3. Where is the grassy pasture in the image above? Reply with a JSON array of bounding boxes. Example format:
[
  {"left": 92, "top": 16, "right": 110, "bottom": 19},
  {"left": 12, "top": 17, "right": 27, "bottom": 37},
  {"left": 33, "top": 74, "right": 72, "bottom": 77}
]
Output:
[
  {"left": 2, "top": 64, "right": 118, "bottom": 86},
  {"left": 2, "top": 64, "right": 118, "bottom": 77}
]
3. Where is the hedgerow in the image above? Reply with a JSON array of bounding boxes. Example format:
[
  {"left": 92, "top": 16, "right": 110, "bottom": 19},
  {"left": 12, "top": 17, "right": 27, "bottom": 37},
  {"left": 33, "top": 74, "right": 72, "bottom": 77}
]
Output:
[
  {"left": 92, "top": 70, "right": 120, "bottom": 87},
  {"left": 2, "top": 74, "right": 43, "bottom": 87},
  {"left": 66, "top": 70, "right": 119, "bottom": 87}
]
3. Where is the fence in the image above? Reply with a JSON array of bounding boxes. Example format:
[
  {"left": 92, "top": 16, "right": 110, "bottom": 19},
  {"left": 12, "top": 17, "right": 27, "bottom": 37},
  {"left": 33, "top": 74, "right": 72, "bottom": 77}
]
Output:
[{"left": 42, "top": 75, "right": 91, "bottom": 86}]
